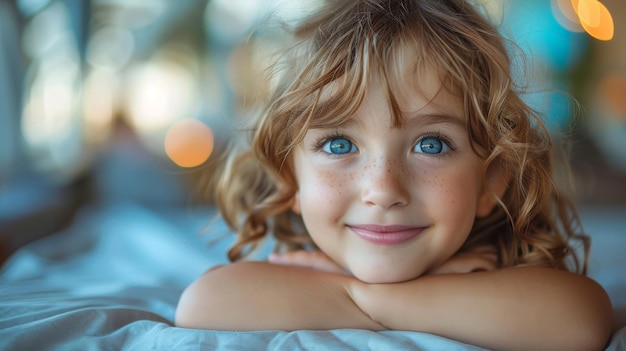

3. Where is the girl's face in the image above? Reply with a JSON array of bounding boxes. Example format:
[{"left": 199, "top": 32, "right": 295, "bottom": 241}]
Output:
[{"left": 292, "top": 71, "right": 497, "bottom": 283}]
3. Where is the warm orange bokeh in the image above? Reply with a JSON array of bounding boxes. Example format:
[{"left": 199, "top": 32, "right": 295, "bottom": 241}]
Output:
[
  {"left": 164, "top": 119, "right": 214, "bottom": 168},
  {"left": 571, "top": 0, "right": 614, "bottom": 40}
]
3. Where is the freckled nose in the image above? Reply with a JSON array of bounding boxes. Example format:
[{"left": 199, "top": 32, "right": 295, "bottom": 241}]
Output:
[{"left": 361, "top": 158, "right": 410, "bottom": 209}]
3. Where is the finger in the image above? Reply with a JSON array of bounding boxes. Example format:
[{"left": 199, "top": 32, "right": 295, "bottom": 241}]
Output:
[
  {"left": 429, "top": 255, "right": 497, "bottom": 275},
  {"left": 467, "top": 257, "right": 498, "bottom": 272},
  {"left": 268, "top": 250, "right": 314, "bottom": 265},
  {"left": 269, "top": 251, "right": 348, "bottom": 275}
]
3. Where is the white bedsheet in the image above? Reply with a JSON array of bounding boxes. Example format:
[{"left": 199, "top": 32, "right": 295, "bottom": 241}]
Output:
[{"left": 0, "top": 203, "right": 624, "bottom": 350}]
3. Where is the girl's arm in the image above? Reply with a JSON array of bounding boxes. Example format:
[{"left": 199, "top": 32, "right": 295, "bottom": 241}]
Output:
[
  {"left": 175, "top": 261, "right": 383, "bottom": 331},
  {"left": 176, "top": 262, "right": 612, "bottom": 351},
  {"left": 268, "top": 249, "right": 612, "bottom": 350},
  {"left": 351, "top": 266, "right": 613, "bottom": 351}
]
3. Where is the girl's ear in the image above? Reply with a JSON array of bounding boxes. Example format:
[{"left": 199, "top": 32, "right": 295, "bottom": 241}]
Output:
[
  {"left": 476, "top": 166, "right": 511, "bottom": 218},
  {"left": 291, "top": 192, "right": 301, "bottom": 214}
]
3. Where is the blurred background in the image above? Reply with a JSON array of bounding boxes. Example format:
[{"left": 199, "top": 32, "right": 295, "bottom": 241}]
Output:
[{"left": 0, "top": 0, "right": 625, "bottom": 262}]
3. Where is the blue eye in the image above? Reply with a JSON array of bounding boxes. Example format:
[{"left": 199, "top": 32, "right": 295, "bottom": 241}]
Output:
[
  {"left": 322, "top": 137, "right": 357, "bottom": 154},
  {"left": 414, "top": 137, "right": 450, "bottom": 154}
]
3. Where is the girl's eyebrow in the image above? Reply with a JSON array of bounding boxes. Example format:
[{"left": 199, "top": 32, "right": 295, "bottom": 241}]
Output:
[
  {"left": 329, "top": 111, "right": 466, "bottom": 130},
  {"left": 401, "top": 112, "right": 466, "bottom": 130}
]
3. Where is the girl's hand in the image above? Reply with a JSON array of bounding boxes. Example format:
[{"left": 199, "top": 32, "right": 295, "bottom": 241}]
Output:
[
  {"left": 268, "top": 250, "right": 350, "bottom": 275},
  {"left": 428, "top": 245, "right": 498, "bottom": 275}
]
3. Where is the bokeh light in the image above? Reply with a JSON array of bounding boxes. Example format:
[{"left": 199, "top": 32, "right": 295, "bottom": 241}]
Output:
[
  {"left": 97, "top": 0, "right": 167, "bottom": 29},
  {"left": 125, "top": 58, "right": 197, "bottom": 133},
  {"left": 552, "top": 0, "right": 584, "bottom": 32},
  {"left": 204, "top": 0, "right": 325, "bottom": 44},
  {"left": 19, "top": 1, "right": 85, "bottom": 181},
  {"left": 164, "top": 119, "right": 214, "bottom": 168},
  {"left": 86, "top": 26, "right": 135, "bottom": 70},
  {"left": 571, "top": 0, "right": 614, "bottom": 40},
  {"left": 205, "top": 0, "right": 267, "bottom": 43},
  {"left": 82, "top": 68, "right": 120, "bottom": 144},
  {"left": 22, "top": 64, "right": 77, "bottom": 146}
]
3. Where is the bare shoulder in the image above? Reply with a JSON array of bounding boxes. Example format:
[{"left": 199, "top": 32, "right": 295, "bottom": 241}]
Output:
[{"left": 175, "top": 262, "right": 281, "bottom": 328}]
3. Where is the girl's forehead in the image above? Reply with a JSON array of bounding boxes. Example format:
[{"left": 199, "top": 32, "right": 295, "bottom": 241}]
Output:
[
  {"left": 368, "top": 73, "right": 464, "bottom": 122},
  {"left": 385, "top": 65, "right": 452, "bottom": 104},
  {"left": 336, "top": 59, "right": 461, "bottom": 115},
  {"left": 289, "top": 33, "right": 468, "bottom": 132},
  {"left": 310, "top": 74, "right": 464, "bottom": 133}
]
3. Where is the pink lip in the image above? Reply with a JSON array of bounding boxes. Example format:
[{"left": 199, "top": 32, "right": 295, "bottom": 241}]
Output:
[{"left": 347, "top": 224, "right": 425, "bottom": 246}]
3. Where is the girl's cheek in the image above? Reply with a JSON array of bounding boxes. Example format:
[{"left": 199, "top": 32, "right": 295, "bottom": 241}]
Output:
[
  {"left": 318, "top": 171, "right": 349, "bottom": 197},
  {"left": 300, "top": 169, "right": 352, "bottom": 208}
]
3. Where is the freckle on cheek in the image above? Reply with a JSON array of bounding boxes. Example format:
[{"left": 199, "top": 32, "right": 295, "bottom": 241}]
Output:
[{"left": 323, "top": 173, "right": 338, "bottom": 188}]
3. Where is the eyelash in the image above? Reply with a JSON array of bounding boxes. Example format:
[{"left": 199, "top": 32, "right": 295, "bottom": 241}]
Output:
[
  {"left": 313, "top": 132, "right": 353, "bottom": 154},
  {"left": 312, "top": 132, "right": 457, "bottom": 157},
  {"left": 416, "top": 132, "right": 457, "bottom": 156}
]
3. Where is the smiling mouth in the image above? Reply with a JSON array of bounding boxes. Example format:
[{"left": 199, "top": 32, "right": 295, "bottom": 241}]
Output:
[{"left": 347, "top": 224, "right": 425, "bottom": 246}]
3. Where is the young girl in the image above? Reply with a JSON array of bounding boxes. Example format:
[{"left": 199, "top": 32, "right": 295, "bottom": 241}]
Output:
[{"left": 176, "top": 0, "right": 612, "bottom": 349}]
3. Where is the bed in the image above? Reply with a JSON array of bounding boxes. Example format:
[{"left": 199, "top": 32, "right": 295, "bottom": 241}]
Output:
[{"left": 1, "top": 202, "right": 625, "bottom": 350}]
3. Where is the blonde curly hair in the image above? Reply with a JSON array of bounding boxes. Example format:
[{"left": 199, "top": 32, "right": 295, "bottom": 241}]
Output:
[{"left": 214, "top": 0, "right": 589, "bottom": 274}]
